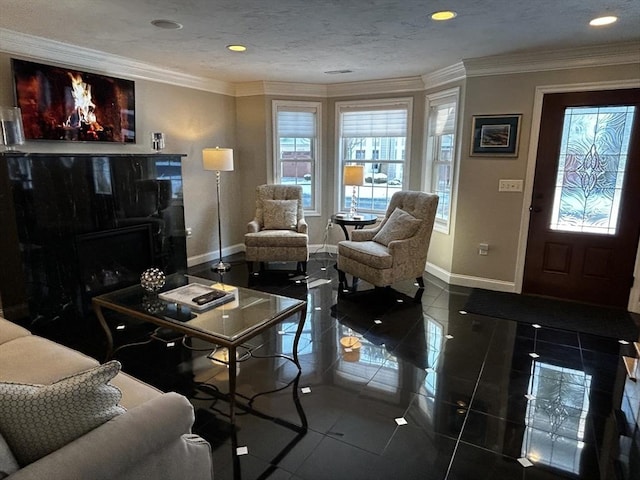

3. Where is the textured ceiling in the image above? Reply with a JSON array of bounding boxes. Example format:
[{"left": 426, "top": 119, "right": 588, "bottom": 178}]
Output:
[{"left": 1, "top": 0, "right": 639, "bottom": 84}]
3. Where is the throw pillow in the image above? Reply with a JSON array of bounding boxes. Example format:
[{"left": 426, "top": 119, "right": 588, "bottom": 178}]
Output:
[
  {"left": 263, "top": 199, "right": 298, "bottom": 230},
  {"left": 0, "top": 432, "right": 18, "bottom": 479},
  {"left": 0, "top": 360, "right": 125, "bottom": 466},
  {"left": 372, "top": 207, "right": 422, "bottom": 246}
]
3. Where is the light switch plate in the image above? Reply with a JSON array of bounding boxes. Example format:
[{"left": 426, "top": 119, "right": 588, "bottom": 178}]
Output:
[{"left": 499, "top": 179, "right": 523, "bottom": 192}]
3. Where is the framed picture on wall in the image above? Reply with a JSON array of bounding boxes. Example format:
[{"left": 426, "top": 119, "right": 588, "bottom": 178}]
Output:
[{"left": 470, "top": 114, "right": 522, "bottom": 157}]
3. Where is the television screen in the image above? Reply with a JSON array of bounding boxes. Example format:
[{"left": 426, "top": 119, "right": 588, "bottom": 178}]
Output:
[{"left": 12, "top": 59, "right": 135, "bottom": 143}]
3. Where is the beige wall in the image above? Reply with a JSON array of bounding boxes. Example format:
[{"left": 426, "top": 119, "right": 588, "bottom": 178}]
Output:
[
  {"left": 235, "top": 95, "right": 268, "bottom": 236},
  {"left": 0, "top": 53, "right": 237, "bottom": 264}
]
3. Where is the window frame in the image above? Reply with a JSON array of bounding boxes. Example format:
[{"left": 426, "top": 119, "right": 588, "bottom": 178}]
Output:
[
  {"left": 272, "top": 100, "right": 323, "bottom": 216},
  {"left": 423, "top": 87, "right": 460, "bottom": 234},
  {"left": 335, "top": 98, "right": 413, "bottom": 215}
]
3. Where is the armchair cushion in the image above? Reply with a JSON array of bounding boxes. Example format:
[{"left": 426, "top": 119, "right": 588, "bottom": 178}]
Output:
[
  {"left": 338, "top": 241, "right": 393, "bottom": 269},
  {"left": 0, "top": 361, "right": 125, "bottom": 466},
  {"left": 372, "top": 208, "right": 422, "bottom": 246},
  {"left": 263, "top": 200, "right": 298, "bottom": 230}
]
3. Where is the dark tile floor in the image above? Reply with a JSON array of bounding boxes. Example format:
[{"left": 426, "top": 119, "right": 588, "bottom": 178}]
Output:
[{"left": 105, "top": 253, "right": 639, "bottom": 480}]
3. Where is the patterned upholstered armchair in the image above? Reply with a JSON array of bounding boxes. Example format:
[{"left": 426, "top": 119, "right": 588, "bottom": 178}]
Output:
[
  {"left": 244, "top": 184, "right": 309, "bottom": 274},
  {"left": 337, "top": 191, "right": 438, "bottom": 291}
]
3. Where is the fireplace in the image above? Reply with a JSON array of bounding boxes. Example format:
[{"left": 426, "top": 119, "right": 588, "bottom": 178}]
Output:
[
  {"left": 75, "top": 224, "right": 155, "bottom": 315},
  {"left": 0, "top": 152, "right": 187, "bottom": 325}
]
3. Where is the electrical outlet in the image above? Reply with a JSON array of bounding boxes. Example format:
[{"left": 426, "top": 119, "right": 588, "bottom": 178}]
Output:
[
  {"left": 498, "top": 179, "right": 523, "bottom": 192},
  {"left": 478, "top": 243, "right": 489, "bottom": 255},
  {"left": 186, "top": 227, "right": 193, "bottom": 237}
]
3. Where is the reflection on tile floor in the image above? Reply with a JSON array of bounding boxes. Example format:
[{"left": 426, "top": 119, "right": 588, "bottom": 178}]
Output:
[{"left": 110, "top": 254, "right": 639, "bottom": 480}]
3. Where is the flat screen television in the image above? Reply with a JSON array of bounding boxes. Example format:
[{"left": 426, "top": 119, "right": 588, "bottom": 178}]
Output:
[{"left": 11, "top": 58, "right": 135, "bottom": 143}]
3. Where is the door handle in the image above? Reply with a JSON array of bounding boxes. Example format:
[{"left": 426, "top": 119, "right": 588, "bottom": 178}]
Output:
[{"left": 529, "top": 205, "right": 542, "bottom": 213}]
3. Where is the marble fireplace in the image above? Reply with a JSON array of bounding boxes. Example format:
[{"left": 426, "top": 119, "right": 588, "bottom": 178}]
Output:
[{"left": 0, "top": 152, "right": 187, "bottom": 325}]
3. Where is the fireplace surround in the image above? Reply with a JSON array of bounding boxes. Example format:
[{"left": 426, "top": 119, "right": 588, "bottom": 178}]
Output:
[{"left": 0, "top": 152, "right": 187, "bottom": 325}]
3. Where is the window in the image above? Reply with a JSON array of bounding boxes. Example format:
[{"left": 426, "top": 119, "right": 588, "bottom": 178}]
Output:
[
  {"left": 424, "top": 88, "right": 459, "bottom": 233},
  {"left": 550, "top": 105, "right": 635, "bottom": 235},
  {"left": 337, "top": 99, "right": 412, "bottom": 214},
  {"left": 273, "top": 101, "right": 322, "bottom": 213}
]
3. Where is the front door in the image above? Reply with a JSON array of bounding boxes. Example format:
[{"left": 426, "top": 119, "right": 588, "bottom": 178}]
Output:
[{"left": 523, "top": 89, "right": 640, "bottom": 307}]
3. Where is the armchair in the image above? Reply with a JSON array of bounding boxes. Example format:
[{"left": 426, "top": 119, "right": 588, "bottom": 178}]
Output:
[
  {"left": 337, "top": 191, "right": 438, "bottom": 292},
  {"left": 244, "top": 184, "right": 309, "bottom": 274}
]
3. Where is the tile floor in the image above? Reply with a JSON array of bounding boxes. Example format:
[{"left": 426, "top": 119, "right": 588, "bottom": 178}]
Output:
[{"left": 109, "top": 254, "right": 639, "bottom": 480}]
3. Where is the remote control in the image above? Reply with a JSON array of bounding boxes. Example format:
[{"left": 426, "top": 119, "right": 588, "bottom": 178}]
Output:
[{"left": 192, "top": 291, "right": 225, "bottom": 305}]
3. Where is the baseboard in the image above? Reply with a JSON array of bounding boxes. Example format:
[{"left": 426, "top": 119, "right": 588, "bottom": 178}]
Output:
[
  {"left": 187, "top": 243, "right": 245, "bottom": 267},
  {"left": 425, "top": 262, "right": 516, "bottom": 293}
]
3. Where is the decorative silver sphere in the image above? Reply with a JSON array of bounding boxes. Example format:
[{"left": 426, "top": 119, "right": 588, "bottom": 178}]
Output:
[{"left": 140, "top": 267, "right": 166, "bottom": 293}]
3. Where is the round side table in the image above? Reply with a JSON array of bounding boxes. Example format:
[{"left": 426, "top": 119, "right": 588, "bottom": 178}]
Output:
[{"left": 331, "top": 213, "right": 377, "bottom": 240}]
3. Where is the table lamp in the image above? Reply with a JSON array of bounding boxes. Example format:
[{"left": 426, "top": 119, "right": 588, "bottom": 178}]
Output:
[
  {"left": 344, "top": 164, "right": 364, "bottom": 216},
  {"left": 203, "top": 147, "right": 234, "bottom": 272}
]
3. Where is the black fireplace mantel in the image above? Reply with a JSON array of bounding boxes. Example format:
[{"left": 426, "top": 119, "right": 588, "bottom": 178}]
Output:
[{"left": 0, "top": 152, "right": 187, "bottom": 325}]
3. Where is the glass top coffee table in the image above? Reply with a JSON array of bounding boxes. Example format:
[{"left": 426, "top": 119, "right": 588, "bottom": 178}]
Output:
[{"left": 92, "top": 273, "right": 307, "bottom": 425}]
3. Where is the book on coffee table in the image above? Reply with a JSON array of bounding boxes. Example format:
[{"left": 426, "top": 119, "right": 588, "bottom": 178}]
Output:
[{"left": 158, "top": 283, "right": 235, "bottom": 311}]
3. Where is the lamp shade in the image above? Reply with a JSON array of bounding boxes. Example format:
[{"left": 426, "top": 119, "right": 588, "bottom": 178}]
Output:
[
  {"left": 343, "top": 165, "right": 364, "bottom": 186},
  {"left": 203, "top": 147, "right": 234, "bottom": 171}
]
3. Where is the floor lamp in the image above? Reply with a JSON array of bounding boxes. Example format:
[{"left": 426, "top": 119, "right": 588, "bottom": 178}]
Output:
[
  {"left": 203, "top": 147, "right": 234, "bottom": 272},
  {"left": 343, "top": 164, "right": 364, "bottom": 217}
]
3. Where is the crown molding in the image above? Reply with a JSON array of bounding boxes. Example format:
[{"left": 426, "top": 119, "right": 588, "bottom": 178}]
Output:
[
  {"left": 422, "top": 62, "right": 466, "bottom": 89},
  {"left": 235, "top": 81, "right": 328, "bottom": 97},
  {"left": 327, "top": 76, "right": 425, "bottom": 97},
  {"left": 463, "top": 42, "right": 640, "bottom": 77},
  {"left": 0, "top": 28, "right": 235, "bottom": 96},
  {"left": 234, "top": 82, "right": 268, "bottom": 97},
  {"left": 235, "top": 77, "right": 425, "bottom": 98}
]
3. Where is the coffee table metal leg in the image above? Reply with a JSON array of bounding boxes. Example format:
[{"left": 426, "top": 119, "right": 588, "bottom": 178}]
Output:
[
  {"left": 229, "top": 345, "right": 237, "bottom": 425},
  {"left": 93, "top": 304, "right": 114, "bottom": 361}
]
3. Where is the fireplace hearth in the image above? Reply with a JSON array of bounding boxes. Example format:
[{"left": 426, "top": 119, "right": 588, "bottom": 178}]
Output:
[{"left": 0, "top": 152, "right": 187, "bottom": 325}]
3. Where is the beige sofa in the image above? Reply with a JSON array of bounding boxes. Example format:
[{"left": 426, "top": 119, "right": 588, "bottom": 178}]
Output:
[{"left": 0, "top": 316, "right": 213, "bottom": 480}]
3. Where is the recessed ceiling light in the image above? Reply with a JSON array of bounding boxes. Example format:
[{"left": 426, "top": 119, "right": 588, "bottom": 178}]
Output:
[
  {"left": 150, "top": 19, "right": 183, "bottom": 30},
  {"left": 227, "top": 45, "right": 247, "bottom": 52},
  {"left": 431, "top": 11, "right": 457, "bottom": 21},
  {"left": 589, "top": 16, "right": 618, "bottom": 26}
]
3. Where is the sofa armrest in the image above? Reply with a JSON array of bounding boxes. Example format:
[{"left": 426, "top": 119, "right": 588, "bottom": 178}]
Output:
[
  {"left": 10, "top": 393, "right": 210, "bottom": 480},
  {"left": 297, "top": 218, "right": 308, "bottom": 235},
  {"left": 247, "top": 219, "right": 261, "bottom": 233},
  {"left": 350, "top": 226, "right": 379, "bottom": 242},
  {"left": 388, "top": 235, "right": 426, "bottom": 267}
]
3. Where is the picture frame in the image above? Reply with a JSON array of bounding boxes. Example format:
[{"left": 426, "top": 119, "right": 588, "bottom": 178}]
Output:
[{"left": 470, "top": 114, "right": 522, "bottom": 157}]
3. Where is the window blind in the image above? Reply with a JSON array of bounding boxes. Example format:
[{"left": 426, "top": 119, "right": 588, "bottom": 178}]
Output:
[
  {"left": 277, "top": 109, "right": 316, "bottom": 138},
  {"left": 341, "top": 109, "right": 408, "bottom": 137},
  {"left": 430, "top": 103, "right": 456, "bottom": 136}
]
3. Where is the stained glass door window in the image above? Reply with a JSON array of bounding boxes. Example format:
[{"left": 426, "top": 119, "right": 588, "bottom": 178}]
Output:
[{"left": 550, "top": 105, "right": 636, "bottom": 235}]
